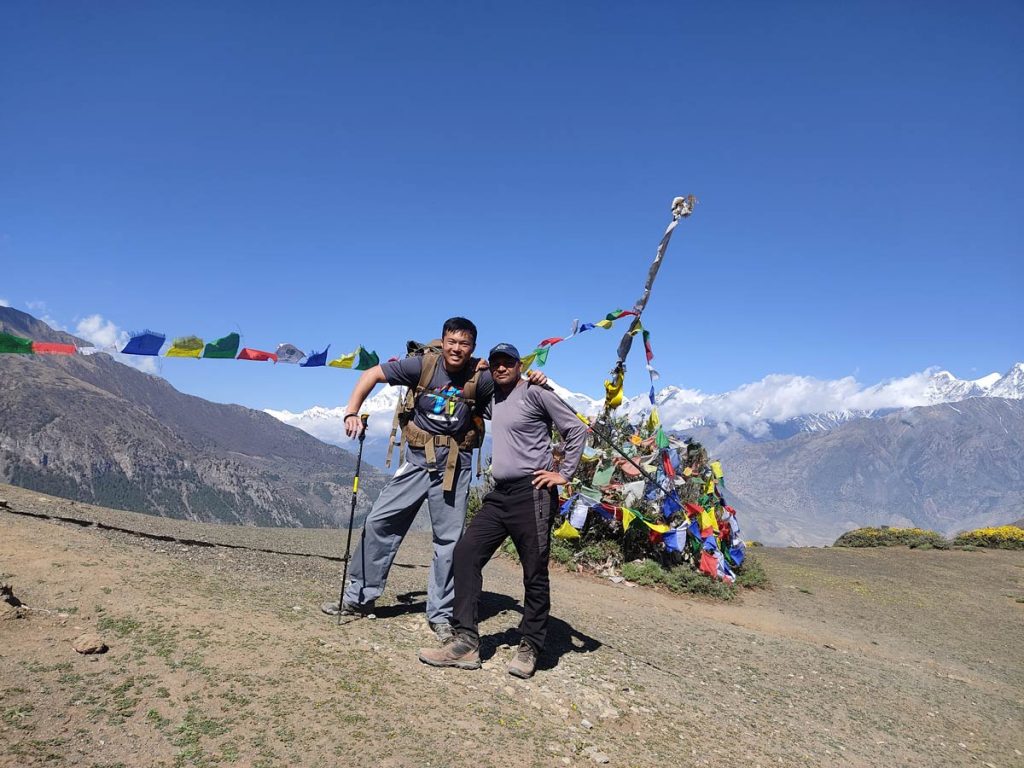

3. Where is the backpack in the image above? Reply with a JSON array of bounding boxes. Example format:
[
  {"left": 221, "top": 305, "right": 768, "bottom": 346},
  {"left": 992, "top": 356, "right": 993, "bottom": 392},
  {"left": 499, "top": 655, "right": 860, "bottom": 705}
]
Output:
[{"left": 384, "top": 339, "right": 486, "bottom": 491}]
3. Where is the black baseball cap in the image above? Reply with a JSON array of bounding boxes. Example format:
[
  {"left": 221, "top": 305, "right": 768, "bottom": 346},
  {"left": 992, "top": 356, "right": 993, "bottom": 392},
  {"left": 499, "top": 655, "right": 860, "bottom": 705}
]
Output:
[{"left": 488, "top": 343, "right": 521, "bottom": 361}]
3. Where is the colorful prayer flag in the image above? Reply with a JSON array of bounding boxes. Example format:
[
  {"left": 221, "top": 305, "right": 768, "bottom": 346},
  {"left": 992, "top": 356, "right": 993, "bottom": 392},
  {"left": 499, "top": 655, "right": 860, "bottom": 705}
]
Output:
[
  {"left": 621, "top": 508, "right": 636, "bottom": 531},
  {"left": 165, "top": 336, "right": 204, "bottom": 358},
  {"left": 32, "top": 342, "right": 77, "bottom": 355},
  {"left": 604, "top": 368, "right": 624, "bottom": 410},
  {"left": 0, "top": 333, "right": 34, "bottom": 354},
  {"left": 538, "top": 337, "right": 563, "bottom": 347},
  {"left": 275, "top": 343, "right": 306, "bottom": 364},
  {"left": 594, "top": 319, "right": 613, "bottom": 329},
  {"left": 354, "top": 347, "right": 380, "bottom": 370},
  {"left": 532, "top": 347, "right": 550, "bottom": 368},
  {"left": 328, "top": 351, "right": 357, "bottom": 369},
  {"left": 301, "top": 345, "right": 330, "bottom": 367},
  {"left": 711, "top": 461, "right": 723, "bottom": 479},
  {"left": 237, "top": 348, "right": 277, "bottom": 362},
  {"left": 203, "top": 333, "right": 240, "bottom": 359},
  {"left": 121, "top": 330, "right": 166, "bottom": 356},
  {"left": 553, "top": 520, "right": 581, "bottom": 540}
]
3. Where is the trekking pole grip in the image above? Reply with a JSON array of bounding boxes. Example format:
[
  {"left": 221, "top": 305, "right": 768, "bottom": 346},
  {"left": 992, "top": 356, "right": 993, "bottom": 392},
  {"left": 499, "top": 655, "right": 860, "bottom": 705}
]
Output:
[{"left": 359, "top": 413, "right": 369, "bottom": 443}]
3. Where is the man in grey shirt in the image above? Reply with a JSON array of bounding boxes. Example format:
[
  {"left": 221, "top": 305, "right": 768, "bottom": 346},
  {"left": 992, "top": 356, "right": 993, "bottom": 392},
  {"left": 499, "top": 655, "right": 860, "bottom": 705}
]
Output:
[
  {"left": 418, "top": 342, "right": 587, "bottom": 678},
  {"left": 322, "top": 317, "right": 492, "bottom": 640}
]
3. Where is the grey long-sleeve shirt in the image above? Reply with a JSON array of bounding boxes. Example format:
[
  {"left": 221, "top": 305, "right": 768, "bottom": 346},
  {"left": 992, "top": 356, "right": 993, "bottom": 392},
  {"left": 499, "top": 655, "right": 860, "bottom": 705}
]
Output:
[{"left": 488, "top": 381, "right": 588, "bottom": 483}]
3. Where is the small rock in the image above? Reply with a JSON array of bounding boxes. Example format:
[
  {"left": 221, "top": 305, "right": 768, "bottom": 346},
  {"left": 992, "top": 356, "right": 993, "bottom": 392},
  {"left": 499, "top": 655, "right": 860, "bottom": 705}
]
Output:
[
  {"left": 581, "top": 719, "right": 593, "bottom": 730},
  {"left": 609, "top": 576, "right": 624, "bottom": 584},
  {"left": 589, "top": 752, "right": 610, "bottom": 764},
  {"left": 72, "top": 633, "right": 108, "bottom": 654}
]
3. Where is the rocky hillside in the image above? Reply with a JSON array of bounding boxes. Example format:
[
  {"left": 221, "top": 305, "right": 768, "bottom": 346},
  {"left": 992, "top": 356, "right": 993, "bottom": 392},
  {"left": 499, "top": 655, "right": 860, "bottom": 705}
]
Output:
[
  {"left": 714, "top": 397, "right": 1024, "bottom": 545},
  {"left": 0, "top": 307, "right": 386, "bottom": 527}
]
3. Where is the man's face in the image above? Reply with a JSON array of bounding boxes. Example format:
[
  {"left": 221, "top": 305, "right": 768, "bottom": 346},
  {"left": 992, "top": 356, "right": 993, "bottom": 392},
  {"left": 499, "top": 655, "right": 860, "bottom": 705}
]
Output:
[
  {"left": 441, "top": 330, "right": 475, "bottom": 371},
  {"left": 489, "top": 354, "right": 521, "bottom": 386}
]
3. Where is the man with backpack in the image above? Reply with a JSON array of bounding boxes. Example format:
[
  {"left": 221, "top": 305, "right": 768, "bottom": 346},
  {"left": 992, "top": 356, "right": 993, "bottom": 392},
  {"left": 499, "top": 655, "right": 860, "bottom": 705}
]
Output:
[
  {"left": 418, "top": 342, "right": 587, "bottom": 678},
  {"left": 322, "top": 317, "right": 498, "bottom": 641}
]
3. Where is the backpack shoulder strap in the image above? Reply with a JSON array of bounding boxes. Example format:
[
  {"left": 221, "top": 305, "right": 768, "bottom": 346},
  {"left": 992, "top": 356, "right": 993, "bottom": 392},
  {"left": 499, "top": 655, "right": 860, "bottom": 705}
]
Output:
[
  {"left": 462, "top": 358, "right": 483, "bottom": 406},
  {"left": 417, "top": 352, "right": 441, "bottom": 393}
]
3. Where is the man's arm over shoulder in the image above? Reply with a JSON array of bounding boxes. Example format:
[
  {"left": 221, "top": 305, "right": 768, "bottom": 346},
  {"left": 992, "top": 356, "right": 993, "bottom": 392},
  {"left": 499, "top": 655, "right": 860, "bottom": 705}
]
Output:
[
  {"left": 533, "top": 386, "right": 588, "bottom": 479},
  {"left": 381, "top": 356, "right": 424, "bottom": 388}
]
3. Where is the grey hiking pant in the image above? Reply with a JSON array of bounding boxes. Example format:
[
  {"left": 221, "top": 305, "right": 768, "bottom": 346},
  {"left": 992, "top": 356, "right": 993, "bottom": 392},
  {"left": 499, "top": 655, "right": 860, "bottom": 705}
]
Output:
[{"left": 343, "top": 460, "right": 471, "bottom": 624}]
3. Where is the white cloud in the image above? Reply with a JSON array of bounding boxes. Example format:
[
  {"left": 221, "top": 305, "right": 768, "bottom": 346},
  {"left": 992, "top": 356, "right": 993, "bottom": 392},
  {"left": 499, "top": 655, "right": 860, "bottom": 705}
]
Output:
[
  {"left": 647, "top": 366, "right": 1003, "bottom": 433},
  {"left": 76, "top": 314, "right": 129, "bottom": 350},
  {"left": 75, "top": 314, "right": 160, "bottom": 375},
  {"left": 0, "top": 298, "right": 9, "bottom": 307}
]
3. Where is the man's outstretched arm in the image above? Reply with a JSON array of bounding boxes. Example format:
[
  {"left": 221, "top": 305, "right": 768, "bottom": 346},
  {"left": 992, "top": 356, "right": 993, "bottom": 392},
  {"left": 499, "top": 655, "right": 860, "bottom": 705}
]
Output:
[{"left": 342, "top": 365, "right": 387, "bottom": 438}]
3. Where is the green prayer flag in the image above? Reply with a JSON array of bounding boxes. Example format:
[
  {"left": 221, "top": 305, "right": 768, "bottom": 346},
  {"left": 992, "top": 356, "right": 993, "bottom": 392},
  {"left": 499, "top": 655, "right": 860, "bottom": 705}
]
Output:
[
  {"left": 655, "top": 427, "right": 670, "bottom": 450},
  {"left": 0, "top": 332, "right": 34, "bottom": 354},
  {"left": 592, "top": 464, "right": 615, "bottom": 487},
  {"left": 354, "top": 347, "right": 380, "bottom": 371},
  {"left": 203, "top": 332, "right": 241, "bottom": 359},
  {"left": 532, "top": 347, "right": 550, "bottom": 367}
]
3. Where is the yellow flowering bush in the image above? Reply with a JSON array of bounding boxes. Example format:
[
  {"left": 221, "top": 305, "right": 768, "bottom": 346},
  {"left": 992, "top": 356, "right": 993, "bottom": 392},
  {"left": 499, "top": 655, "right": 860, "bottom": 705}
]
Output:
[
  {"left": 953, "top": 526, "right": 1024, "bottom": 550},
  {"left": 833, "top": 527, "right": 947, "bottom": 548}
]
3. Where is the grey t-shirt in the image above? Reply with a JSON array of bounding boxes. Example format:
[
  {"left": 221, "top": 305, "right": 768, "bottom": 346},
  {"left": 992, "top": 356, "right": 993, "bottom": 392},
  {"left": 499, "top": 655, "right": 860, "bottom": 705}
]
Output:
[
  {"left": 381, "top": 356, "right": 494, "bottom": 470},
  {"left": 488, "top": 380, "right": 588, "bottom": 483}
]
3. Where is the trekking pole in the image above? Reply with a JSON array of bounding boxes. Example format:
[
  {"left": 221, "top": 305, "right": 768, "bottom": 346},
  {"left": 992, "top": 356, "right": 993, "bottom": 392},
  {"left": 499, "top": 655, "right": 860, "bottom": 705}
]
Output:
[
  {"left": 533, "top": 378, "right": 672, "bottom": 495},
  {"left": 337, "top": 413, "right": 369, "bottom": 626}
]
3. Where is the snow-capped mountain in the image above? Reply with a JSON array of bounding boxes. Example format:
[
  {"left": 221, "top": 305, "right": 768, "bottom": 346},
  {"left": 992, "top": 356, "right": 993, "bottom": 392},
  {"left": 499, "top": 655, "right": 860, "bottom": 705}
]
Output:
[{"left": 265, "top": 363, "right": 1024, "bottom": 466}]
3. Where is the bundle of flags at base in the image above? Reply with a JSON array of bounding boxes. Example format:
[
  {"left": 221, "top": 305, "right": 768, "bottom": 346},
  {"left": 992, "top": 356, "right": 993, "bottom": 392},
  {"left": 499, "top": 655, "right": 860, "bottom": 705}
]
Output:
[{"left": 552, "top": 430, "right": 746, "bottom": 584}]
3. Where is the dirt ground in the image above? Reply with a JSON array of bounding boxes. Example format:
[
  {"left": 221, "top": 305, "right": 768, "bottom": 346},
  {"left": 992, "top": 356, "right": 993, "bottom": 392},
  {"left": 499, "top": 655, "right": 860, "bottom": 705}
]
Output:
[{"left": 1, "top": 483, "right": 1022, "bottom": 768}]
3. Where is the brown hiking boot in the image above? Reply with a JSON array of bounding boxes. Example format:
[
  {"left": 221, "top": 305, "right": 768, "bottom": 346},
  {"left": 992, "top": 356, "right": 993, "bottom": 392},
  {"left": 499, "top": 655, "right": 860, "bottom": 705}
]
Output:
[
  {"left": 418, "top": 636, "right": 481, "bottom": 670},
  {"left": 507, "top": 639, "right": 539, "bottom": 679}
]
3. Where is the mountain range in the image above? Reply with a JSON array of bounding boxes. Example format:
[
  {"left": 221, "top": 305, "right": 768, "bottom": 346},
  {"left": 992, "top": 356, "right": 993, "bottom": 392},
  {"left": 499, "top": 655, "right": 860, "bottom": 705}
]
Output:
[
  {"left": 268, "top": 362, "right": 1024, "bottom": 544},
  {"left": 0, "top": 306, "right": 387, "bottom": 528},
  {"left": 3, "top": 305, "right": 1021, "bottom": 545}
]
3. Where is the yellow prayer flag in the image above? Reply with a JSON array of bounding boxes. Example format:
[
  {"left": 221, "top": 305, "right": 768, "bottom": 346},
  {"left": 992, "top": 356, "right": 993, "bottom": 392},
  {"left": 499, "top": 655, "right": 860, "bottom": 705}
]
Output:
[
  {"left": 711, "top": 461, "right": 723, "bottom": 479},
  {"left": 166, "top": 336, "right": 204, "bottom": 358},
  {"left": 646, "top": 408, "right": 661, "bottom": 430},
  {"left": 604, "top": 369, "right": 624, "bottom": 409},
  {"left": 594, "top": 319, "right": 613, "bottom": 329},
  {"left": 622, "top": 508, "right": 636, "bottom": 531},
  {"left": 643, "top": 520, "right": 671, "bottom": 534},
  {"left": 699, "top": 508, "right": 719, "bottom": 533},
  {"left": 683, "top": 466, "right": 693, "bottom": 477},
  {"left": 553, "top": 520, "right": 580, "bottom": 540},
  {"left": 328, "top": 351, "right": 357, "bottom": 368},
  {"left": 706, "top": 480, "right": 716, "bottom": 495},
  {"left": 520, "top": 352, "right": 536, "bottom": 372}
]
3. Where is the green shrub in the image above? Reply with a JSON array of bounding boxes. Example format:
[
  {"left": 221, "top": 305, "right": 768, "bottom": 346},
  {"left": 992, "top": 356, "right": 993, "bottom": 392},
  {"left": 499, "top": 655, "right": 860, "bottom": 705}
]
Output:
[{"left": 833, "top": 527, "right": 948, "bottom": 549}]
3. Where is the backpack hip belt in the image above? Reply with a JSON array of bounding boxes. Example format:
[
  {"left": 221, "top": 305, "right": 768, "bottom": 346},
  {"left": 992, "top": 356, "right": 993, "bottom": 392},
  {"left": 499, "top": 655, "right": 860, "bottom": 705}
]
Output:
[{"left": 402, "top": 421, "right": 480, "bottom": 491}]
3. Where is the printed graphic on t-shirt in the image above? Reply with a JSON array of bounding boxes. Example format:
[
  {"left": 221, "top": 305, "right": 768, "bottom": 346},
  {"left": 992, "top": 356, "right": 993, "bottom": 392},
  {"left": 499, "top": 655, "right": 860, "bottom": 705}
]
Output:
[{"left": 420, "top": 385, "right": 467, "bottom": 426}]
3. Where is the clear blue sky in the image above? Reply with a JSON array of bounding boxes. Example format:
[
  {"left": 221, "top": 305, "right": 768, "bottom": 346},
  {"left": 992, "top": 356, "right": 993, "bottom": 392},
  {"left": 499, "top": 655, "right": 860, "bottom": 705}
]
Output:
[{"left": 2, "top": 1, "right": 1021, "bottom": 412}]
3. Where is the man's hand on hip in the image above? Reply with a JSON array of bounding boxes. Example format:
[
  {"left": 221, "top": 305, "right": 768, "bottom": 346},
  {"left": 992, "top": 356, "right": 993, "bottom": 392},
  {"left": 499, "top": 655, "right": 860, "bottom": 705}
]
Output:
[{"left": 531, "top": 470, "right": 567, "bottom": 489}]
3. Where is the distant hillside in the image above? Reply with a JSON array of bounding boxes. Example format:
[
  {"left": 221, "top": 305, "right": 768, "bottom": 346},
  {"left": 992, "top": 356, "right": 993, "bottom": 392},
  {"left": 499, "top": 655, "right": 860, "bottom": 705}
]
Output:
[
  {"left": 713, "top": 398, "right": 1024, "bottom": 545},
  {"left": 0, "top": 307, "right": 387, "bottom": 527}
]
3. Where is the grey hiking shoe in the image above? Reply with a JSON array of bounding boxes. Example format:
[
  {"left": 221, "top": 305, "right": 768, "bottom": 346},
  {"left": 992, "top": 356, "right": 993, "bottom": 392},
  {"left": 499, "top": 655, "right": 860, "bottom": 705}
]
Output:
[
  {"left": 418, "top": 636, "right": 481, "bottom": 670},
  {"left": 428, "top": 621, "right": 455, "bottom": 644},
  {"left": 320, "top": 599, "right": 375, "bottom": 617},
  {"left": 507, "top": 639, "right": 539, "bottom": 679}
]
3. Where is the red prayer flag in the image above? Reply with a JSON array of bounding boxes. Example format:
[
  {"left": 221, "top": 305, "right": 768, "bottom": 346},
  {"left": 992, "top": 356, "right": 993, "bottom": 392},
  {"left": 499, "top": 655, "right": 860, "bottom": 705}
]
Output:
[
  {"left": 32, "top": 342, "right": 77, "bottom": 355},
  {"left": 236, "top": 348, "right": 278, "bottom": 363},
  {"left": 538, "top": 337, "right": 564, "bottom": 347},
  {"left": 684, "top": 502, "right": 703, "bottom": 518},
  {"left": 699, "top": 551, "right": 718, "bottom": 579}
]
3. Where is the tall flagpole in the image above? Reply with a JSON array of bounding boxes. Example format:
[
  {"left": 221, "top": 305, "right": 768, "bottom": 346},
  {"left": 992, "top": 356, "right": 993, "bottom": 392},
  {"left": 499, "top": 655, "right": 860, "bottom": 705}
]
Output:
[{"left": 603, "top": 195, "right": 696, "bottom": 413}]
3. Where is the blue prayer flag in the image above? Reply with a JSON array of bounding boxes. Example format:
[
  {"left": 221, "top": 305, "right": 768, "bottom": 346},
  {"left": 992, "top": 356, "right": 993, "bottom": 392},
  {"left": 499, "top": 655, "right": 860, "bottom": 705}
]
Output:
[
  {"left": 300, "top": 345, "right": 330, "bottom": 367},
  {"left": 663, "top": 529, "right": 682, "bottom": 552},
  {"left": 121, "top": 331, "right": 166, "bottom": 356}
]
